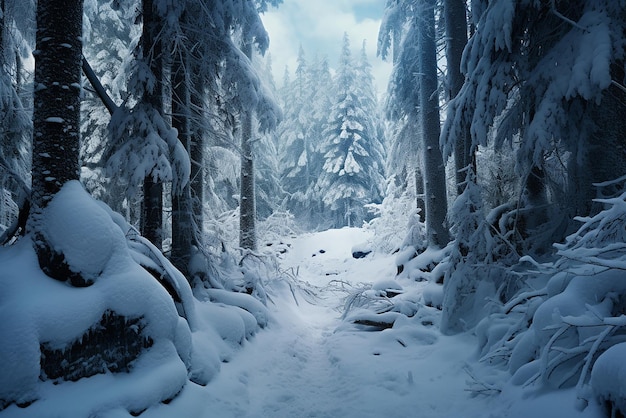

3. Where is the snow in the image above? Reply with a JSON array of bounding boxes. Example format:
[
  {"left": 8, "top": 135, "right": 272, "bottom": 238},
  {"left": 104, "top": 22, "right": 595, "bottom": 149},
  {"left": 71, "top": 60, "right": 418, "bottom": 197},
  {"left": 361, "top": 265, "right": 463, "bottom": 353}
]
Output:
[
  {"left": 43, "top": 117, "right": 64, "bottom": 123},
  {"left": 0, "top": 223, "right": 609, "bottom": 417},
  {"left": 43, "top": 181, "right": 129, "bottom": 282}
]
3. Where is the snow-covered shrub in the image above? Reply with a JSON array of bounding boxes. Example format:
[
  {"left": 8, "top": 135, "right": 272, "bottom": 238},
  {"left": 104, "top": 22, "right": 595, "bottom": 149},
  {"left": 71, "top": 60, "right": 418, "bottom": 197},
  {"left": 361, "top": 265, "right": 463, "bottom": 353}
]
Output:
[
  {"left": 204, "top": 207, "right": 239, "bottom": 251},
  {"left": 477, "top": 186, "right": 626, "bottom": 407},
  {"left": 0, "top": 182, "right": 275, "bottom": 415},
  {"left": 341, "top": 279, "right": 422, "bottom": 330},
  {"left": 365, "top": 177, "right": 424, "bottom": 254},
  {"left": 257, "top": 210, "right": 301, "bottom": 247},
  {"left": 442, "top": 172, "right": 495, "bottom": 333},
  {"left": 591, "top": 342, "right": 626, "bottom": 416}
]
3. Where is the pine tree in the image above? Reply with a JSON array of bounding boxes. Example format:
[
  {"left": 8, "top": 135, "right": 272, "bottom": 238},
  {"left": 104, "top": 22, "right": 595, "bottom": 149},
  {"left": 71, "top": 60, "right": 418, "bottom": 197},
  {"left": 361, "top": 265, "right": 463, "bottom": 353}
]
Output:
[
  {"left": 278, "top": 47, "right": 315, "bottom": 224},
  {"left": 0, "top": 0, "right": 32, "bottom": 236},
  {"left": 255, "top": 54, "right": 284, "bottom": 220},
  {"left": 316, "top": 33, "right": 385, "bottom": 228},
  {"left": 380, "top": 0, "right": 449, "bottom": 247},
  {"left": 441, "top": 0, "right": 626, "bottom": 251}
]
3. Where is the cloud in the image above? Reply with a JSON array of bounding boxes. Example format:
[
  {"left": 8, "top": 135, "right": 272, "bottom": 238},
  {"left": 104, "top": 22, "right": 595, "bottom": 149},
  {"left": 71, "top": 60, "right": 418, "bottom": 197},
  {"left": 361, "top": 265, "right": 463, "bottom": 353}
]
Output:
[{"left": 260, "top": 0, "right": 392, "bottom": 97}]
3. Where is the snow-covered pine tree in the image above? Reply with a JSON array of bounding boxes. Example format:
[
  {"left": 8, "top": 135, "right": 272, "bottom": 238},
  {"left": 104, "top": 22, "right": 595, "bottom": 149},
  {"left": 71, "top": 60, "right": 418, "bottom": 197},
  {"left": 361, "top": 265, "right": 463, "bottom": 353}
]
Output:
[
  {"left": 278, "top": 47, "right": 318, "bottom": 226},
  {"left": 255, "top": 54, "right": 284, "bottom": 220},
  {"left": 441, "top": 0, "right": 626, "bottom": 252},
  {"left": 195, "top": 0, "right": 281, "bottom": 251},
  {"left": 103, "top": 0, "right": 189, "bottom": 251},
  {"left": 81, "top": 0, "right": 137, "bottom": 215},
  {"left": 316, "top": 33, "right": 385, "bottom": 228},
  {"left": 355, "top": 40, "right": 386, "bottom": 198},
  {"left": 379, "top": 0, "right": 425, "bottom": 233},
  {"left": 0, "top": 0, "right": 32, "bottom": 235},
  {"left": 380, "top": 0, "right": 449, "bottom": 248}
]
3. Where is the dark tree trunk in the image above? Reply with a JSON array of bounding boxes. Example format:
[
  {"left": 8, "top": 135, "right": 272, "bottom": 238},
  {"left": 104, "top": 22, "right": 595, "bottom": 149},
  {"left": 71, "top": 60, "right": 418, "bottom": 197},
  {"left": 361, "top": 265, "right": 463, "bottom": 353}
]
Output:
[
  {"left": 170, "top": 42, "right": 194, "bottom": 278},
  {"left": 444, "top": 0, "right": 472, "bottom": 195},
  {"left": 189, "top": 75, "right": 204, "bottom": 247},
  {"left": 29, "top": 0, "right": 84, "bottom": 282},
  {"left": 30, "top": 0, "right": 83, "bottom": 213},
  {"left": 140, "top": 0, "right": 164, "bottom": 249},
  {"left": 415, "top": 168, "right": 425, "bottom": 223},
  {"left": 239, "top": 40, "right": 257, "bottom": 251},
  {"left": 0, "top": 0, "right": 4, "bottom": 59}
]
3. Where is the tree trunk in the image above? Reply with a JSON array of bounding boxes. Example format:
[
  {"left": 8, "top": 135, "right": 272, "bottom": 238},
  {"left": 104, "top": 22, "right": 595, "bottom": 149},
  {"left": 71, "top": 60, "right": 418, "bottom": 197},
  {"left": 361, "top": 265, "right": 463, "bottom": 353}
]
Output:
[
  {"left": 190, "top": 74, "right": 204, "bottom": 247},
  {"left": 170, "top": 43, "right": 194, "bottom": 277},
  {"left": 140, "top": 0, "right": 164, "bottom": 249},
  {"left": 419, "top": 0, "right": 449, "bottom": 247},
  {"left": 444, "top": 0, "right": 472, "bottom": 194},
  {"left": 29, "top": 0, "right": 83, "bottom": 280},
  {"left": 415, "top": 167, "right": 425, "bottom": 223},
  {"left": 239, "top": 40, "right": 257, "bottom": 251},
  {"left": 576, "top": 63, "right": 626, "bottom": 216}
]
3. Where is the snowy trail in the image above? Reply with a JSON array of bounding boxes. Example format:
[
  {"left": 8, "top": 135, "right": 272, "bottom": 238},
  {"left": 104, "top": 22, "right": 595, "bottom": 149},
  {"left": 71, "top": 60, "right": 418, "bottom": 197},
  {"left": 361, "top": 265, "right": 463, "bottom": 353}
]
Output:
[
  {"left": 185, "top": 228, "right": 600, "bottom": 418},
  {"left": 193, "top": 228, "right": 482, "bottom": 418}
]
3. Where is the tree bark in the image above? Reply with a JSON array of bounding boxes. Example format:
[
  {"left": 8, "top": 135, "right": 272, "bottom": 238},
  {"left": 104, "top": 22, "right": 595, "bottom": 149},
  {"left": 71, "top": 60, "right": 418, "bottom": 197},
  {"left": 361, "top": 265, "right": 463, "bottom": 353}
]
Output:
[
  {"left": 239, "top": 40, "right": 257, "bottom": 251},
  {"left": 170, "top": 42, "right": 194, "bottom": 278},
  {"left": 444, "top": 0, "right": 472, "bottom": 194},
  {"left": 140, "top": 0, "right": 164, "bottom": 249},
  {"left": 29, "top": 0, "right": 83, "bottom": 281},
  {"left": 419, "top": 0, "right": 449, "bottom": 247},
  {"left": 189, "top": 74, "right": 204, "bottom": 246}
]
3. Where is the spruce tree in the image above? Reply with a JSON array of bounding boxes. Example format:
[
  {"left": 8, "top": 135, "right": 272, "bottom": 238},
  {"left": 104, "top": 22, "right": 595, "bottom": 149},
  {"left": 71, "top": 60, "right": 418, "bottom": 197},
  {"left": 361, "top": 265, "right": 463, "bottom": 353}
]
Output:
[{"left": 317, "top": 33, "right": 385, "bottom": 228}]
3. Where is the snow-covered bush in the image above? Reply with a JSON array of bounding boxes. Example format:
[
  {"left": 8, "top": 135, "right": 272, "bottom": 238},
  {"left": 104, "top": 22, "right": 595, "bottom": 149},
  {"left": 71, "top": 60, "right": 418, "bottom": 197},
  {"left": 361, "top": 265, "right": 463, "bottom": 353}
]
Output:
[
  {"left": 476, "top": 185, "right": 626, "bottom": 410},
  {"left": 257, "top": 210, "right": 301, "bottom": 247},
  {"left": 365, "top": 177, "right": 423, "bottom": 254},
  {"left": 442, "top": 172, "right": 495, "bottom": 333},
  {"left": 341, "top": 279, "right": 425, "bottom": 329}
]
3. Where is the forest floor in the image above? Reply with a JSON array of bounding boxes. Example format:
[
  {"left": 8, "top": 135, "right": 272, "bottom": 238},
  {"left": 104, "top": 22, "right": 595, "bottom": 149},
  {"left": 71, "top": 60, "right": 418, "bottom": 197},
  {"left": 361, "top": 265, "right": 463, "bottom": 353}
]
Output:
[
  {"left": 185, "top": 228, "right": 600, "bottom": 418},
  {"left": 0, "top": 227, "right": 603, "bottom": 418}
]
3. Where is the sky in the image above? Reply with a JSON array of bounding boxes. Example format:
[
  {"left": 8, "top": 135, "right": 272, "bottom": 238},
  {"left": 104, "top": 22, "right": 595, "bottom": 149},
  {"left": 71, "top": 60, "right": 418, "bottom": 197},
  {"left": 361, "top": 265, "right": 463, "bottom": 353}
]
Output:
[{"left": 260, "top": 0, "right": 393, "bottom": 96}]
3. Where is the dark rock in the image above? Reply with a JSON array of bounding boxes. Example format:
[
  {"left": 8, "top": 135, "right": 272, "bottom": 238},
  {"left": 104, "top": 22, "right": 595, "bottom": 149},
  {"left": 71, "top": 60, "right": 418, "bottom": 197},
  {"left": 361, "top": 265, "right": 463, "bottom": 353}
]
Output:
[
  {"left": 352, "top": 250, "right": 371, "bottom": 259},
  {"left": 40, "top": 310, "right": 152, "bottom": 383}
]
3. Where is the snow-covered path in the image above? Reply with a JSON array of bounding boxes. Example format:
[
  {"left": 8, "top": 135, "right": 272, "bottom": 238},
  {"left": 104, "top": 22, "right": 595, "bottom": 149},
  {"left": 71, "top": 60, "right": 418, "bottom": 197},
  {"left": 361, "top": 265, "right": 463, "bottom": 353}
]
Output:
[
  {"left": 130, "top": 227, "right": 603, "bottom": 418},
  {"left": 193, "top": 228, "right": 485, "bottom": 418},
  {"left": 134, "top": 228, "right": 602, "bottom": 418}
]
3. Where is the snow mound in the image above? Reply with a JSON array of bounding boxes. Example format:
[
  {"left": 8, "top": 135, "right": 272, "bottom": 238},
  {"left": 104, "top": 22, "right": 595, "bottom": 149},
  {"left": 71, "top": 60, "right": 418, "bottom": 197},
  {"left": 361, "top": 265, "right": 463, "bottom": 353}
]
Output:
[
  {"left": 591, "top": 342, "right": 626, "bottom": 415},
  {"left": 0, "top": 182, "right": 191, "bottom": 413},
  {"left": 42, "top": 181, "right": 130, "bottom": 283}
]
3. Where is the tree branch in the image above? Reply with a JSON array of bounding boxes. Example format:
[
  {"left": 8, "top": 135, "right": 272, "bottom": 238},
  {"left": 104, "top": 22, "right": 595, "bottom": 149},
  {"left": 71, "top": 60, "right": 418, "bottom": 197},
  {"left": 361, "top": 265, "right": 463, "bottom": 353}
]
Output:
[{"left": 82, "top": 56, "right": 118, "bottom": 115}]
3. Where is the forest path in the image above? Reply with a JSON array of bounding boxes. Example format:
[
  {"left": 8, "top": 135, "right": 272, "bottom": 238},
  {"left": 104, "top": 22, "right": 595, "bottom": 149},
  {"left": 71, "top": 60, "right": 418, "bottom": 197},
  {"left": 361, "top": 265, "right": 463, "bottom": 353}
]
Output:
[{"left": 197, "top": 228, "right": 488, "bottom": 418}]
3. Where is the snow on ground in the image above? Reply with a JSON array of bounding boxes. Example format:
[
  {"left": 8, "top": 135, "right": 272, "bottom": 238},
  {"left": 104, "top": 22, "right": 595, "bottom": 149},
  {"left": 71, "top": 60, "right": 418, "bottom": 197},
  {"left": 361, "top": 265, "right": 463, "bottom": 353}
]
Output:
[
  {"left": 0, "top": 226, "right": 608, "bottom": 417},
  {"left": 171, "top": 227, "right": 604, "bottom": 418}
]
